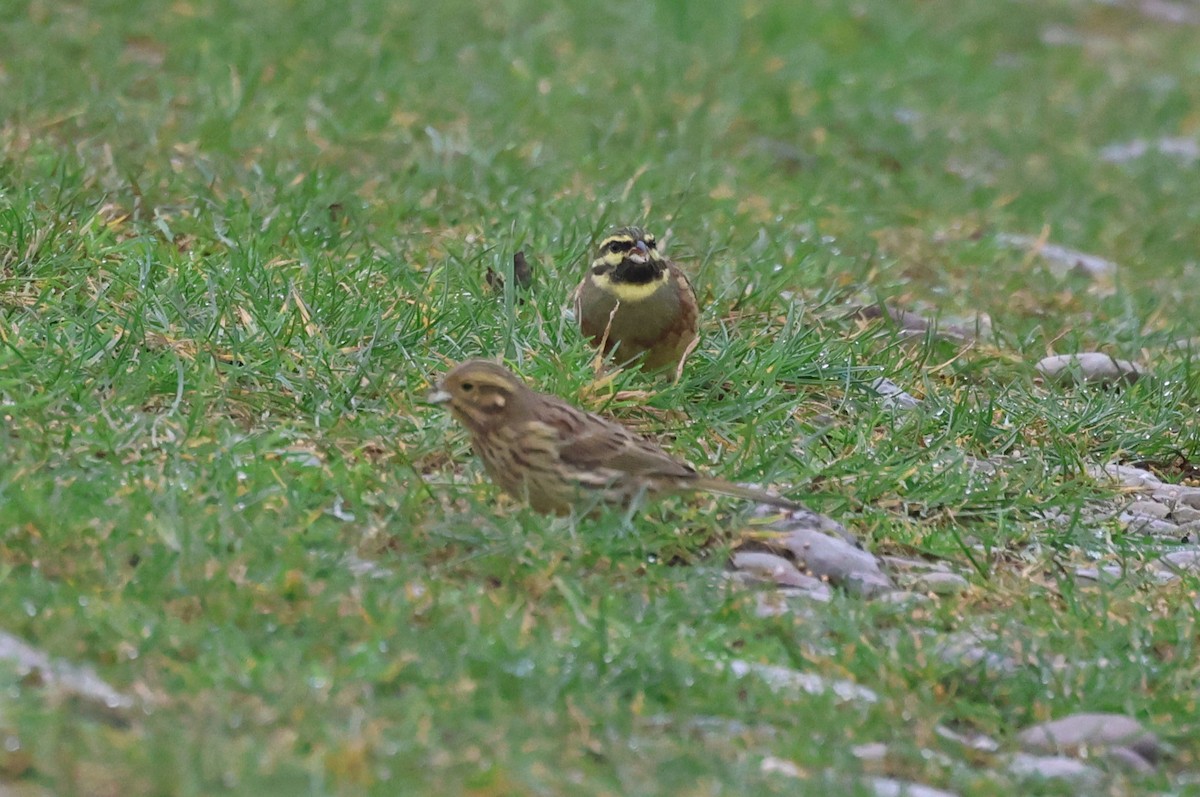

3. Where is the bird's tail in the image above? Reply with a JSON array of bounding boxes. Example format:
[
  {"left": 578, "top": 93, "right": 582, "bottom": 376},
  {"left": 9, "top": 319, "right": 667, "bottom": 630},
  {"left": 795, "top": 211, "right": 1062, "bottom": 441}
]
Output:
[{"left": 690, "top": 477, "right": 806, "bottom": 511}]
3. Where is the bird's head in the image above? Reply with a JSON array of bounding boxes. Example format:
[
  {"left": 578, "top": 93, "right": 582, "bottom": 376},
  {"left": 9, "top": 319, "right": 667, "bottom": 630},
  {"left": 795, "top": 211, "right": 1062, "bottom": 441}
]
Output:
[
  {"left": 428, "top": 360, "right": 528, "bottom": 431},
  {"left": 590, "top": 227, "right": 665, "bottom": 284}
]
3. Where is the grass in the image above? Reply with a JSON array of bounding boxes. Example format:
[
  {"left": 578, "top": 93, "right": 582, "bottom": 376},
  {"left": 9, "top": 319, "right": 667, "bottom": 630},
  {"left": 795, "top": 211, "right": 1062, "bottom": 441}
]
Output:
[{"left": 2, "top": 0, "right": 1199, "bottom": 794}]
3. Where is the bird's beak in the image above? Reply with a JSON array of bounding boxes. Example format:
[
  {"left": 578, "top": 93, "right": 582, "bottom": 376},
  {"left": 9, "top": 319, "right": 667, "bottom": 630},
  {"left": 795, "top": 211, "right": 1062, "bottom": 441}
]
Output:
[
  {"left": 634, "top": 240, "right": 650, "bottom": 255},
  {"left": 427, "top": 385, "right": 452, "bottom": 404},
  {"left": 628, "top": 239, "right": 650, "bottom": 264}
]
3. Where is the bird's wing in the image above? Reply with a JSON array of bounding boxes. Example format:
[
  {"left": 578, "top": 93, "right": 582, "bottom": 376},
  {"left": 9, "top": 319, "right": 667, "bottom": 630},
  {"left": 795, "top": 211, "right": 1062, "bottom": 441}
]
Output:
[
  {"left": 668, "top": 262, "right": 698, "bottom": 299},
  {"left": 570, "top": 277, "right": 585, "bottom": 318},
  {"left": 556, "top": 408, "right": 696, "bottom": 480}
]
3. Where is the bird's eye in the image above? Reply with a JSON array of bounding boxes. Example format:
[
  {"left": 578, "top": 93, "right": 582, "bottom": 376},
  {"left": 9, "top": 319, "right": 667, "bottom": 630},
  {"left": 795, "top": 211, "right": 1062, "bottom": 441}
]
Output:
[
  {"left": 607, "top": 240, "right": 633, "bottom": 254},
  {"left": 645, "top": 238, "right": 657, "bottom": 249},
  {"left": 461, "top": 382, "right": 474, "bottom": 392}
]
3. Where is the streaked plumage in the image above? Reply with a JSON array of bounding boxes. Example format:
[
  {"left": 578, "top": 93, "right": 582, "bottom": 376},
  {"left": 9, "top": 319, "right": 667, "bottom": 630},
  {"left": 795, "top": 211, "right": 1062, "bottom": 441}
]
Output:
[
  {"left": 572, "top": 227, "right": 699, "bottom": 375},
  {"left": 428, "top": 359, "right": 804, "bottom": 515}
]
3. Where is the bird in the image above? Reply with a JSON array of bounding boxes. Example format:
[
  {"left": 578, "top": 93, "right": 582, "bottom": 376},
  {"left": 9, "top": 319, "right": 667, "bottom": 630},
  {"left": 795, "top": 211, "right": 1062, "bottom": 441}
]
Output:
[
  {"left": 572, "top": 226, "right": 699, "bottom": 377},
  {"left": 427, "top": 359, "right": 806, "bottom": 516}
]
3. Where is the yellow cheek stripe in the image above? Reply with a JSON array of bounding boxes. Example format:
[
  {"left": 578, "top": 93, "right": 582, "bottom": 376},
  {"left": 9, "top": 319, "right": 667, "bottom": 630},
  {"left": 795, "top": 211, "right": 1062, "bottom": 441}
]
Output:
[
  {"left": 591, "top": 269, "right": 670, "bottom": 302},
  {"left": 593, "top": 252, "right": 626, "bottom": 269}
]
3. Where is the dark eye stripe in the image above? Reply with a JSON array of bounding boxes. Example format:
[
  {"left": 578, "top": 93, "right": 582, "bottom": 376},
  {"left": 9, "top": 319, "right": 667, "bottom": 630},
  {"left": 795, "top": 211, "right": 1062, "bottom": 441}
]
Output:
[{"left": 605, "top": 240, "right": 634, "bottom": 254}]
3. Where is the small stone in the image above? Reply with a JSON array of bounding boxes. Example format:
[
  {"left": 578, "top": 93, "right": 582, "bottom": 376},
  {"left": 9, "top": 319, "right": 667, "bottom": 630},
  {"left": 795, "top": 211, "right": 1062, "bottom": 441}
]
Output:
[
  {"left": 1171, "top": 506, "right": 1200, "bottom": 524},
  {"left": 1151, "top": 484, "right": 1200, "bottom": 506},
  {"left": 778, "top": 529, "right": 894, "bottom": 596},
  {"left": 760, "top": 756, "right": 803, "bottom": 778},
  {"left": 867, "top": 777, "right": 959, "bottom": 797},
  {"left": 726, "top": 660, "right": 878, "bottom": 703},
  {"left": 909, "top": 571, "right": 970, "bottom": 595},
  {"left": 1076, "top": 565, "right": 1179, "bottom": 586},
  {"left": 1087, "top": 463, "right": 1162, "bottom": 488},
  {"left": 1158, "top": 550, "right": 1200, "bottom": 574},
  {"left": 752, "top": 587, "right": 831, "bottom": 617},
  {"left": 935, "top": 725, "right": 1000, "bottom": 752},
  {"left": 1178, "top": 488, "right": 1200, "bottom": 509},
  {"left": 0, "top": 632, "right": 137, "bottom": 725},
  {"left": 1151, "top": 488, "right": 1180, "bottom": 506},
  {"left": 1074, "top": 565, "right": 1125, "bottom": 584},
  {"left": 1106, "top": 746, "right": 1155, "bottom": 773},
  {"left": 997, "top": 233, "right": 1118, "bottom": 280},
  {"left": 870, "top": 376, "right": 921, "bottom": 411},
  {"left": 852, "top": 742, "right": 889, "bottom": 761},
  {"left": 849, "top": 303, "right": 983, "bottom": 346},
  {"left": 755, "top": 503, "right": 860, "bottom": 547},
  {"left": 342, "top": 553, "right": 394, "bottom": 580},
  {"left": 881, "top": 556, "right": 953, "bottom": 573},
  {"left": 731, "top": 551, "right": 820, "bottom": 590},
  {"left": 1040, "top": 24, "right": 1085, "bottom": 46},
  {"left": 874, "top": 590, "right": 931, "bottom": 606},
  {"left": 1007, "top": 753, "right": 1103, "bottom": 785},
  {"left": 1125, "top": 500, "right": 1171, "bottom": 519},
  {"left": 1101, "top": 137, "right": 1200, "bottom": 164},
  {"left": 1017, "top": 713, "right": 1164, "bottom": 761},
  {"left": 1037, "top": 353, "right": 1144, "bottom": 386},
  {"left": 1119, "top": 513, "right": 1182, "bottom": 537},
  {"left": 937, "top": 630, "right": 1018, "bottom": 675},
  {"left": 960, "top": 454, "right": 1002, "bottom": 477}
]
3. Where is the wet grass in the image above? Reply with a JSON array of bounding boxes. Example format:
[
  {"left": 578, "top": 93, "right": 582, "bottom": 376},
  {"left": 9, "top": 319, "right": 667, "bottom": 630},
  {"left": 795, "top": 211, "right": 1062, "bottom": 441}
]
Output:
[{"left": 1, "top": 0, "right": 1199, "bottom": 794}]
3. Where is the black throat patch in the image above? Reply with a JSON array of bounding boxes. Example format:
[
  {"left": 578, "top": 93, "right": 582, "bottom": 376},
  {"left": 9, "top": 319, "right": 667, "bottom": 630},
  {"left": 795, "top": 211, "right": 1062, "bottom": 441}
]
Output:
[{"left": 610, "top": 259, "right": 665, "bottom": 285}]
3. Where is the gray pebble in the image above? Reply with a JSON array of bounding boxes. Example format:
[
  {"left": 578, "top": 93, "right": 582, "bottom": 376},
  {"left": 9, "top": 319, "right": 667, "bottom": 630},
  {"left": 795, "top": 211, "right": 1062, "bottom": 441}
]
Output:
[
  {"left": 1037, "top": 353, "right": 1144, "bottom": 386},
  {"left": 881, "top": 556, "right": 954, "bottom": 573},
  {"left": 1171, "top": 506, "right": 1200, "bottom": 524},
  {"left": 874, "top": 590, "right": 932, "bottom": 607},
  {"left": 996, "top": 233, "right": 1118, "bottom": 280},
  {"left": 849, "top": 303, "right": 987, "bottom": 346},
  {"left": 867, "top": 777, "right": 959, "bottom": 797},
  {"left": 1125, "top": 500, "right": 1171, "bottom": 519},
  {"left": 937, "top": 630, "right": 1019, "bottom": 675},
  {"left": 779, "top": 529, "right": 894, "bottom": 596},
  {"left": 759, "top": 756, "right": 802, "bottom": 778},
  {"left": 1100, "top": 136, "right": 1200, "bottom": 164},
  {"left": 726, "top": 660, "right": 878, "bottom": 704},
  {"left": 1176, "top": 519, "right": 1200, "bottom": 541},
  {"left": 0, "top": 631, "right": 137, "bottom": 725},
  {"left": 1087, "top": 463, "right": 1162, "bottom": 488},
  {"left": 755, "top": 503, "right": 861, "bottom": 547},
  {"left": 1077, "top": 565, "right": 1179, "bottom": 586},
  {"left": 1074, "top": 566, "right": 1126, "bottom": 584},
  {"left": 1151, "top": 484, "right": 1200, "bottom": 508},
  {"left": 1149, "top": 486, "right": 1200, "bottom": 513},
  {"left": 1007, "top": 753, "right": 1104, "bottom": 785},
  {"left": 1017, "top": 713, "right": 1164, "bottom": 761},
  {"left": 851, "top": 742, "right": 889, "bottom": 761},
  {"left": 935, "top": 724, "right": 1000, "bottom": 752},
  {"left": 731, "top": 551, "right": 823, "bottom": 590},
  {"left": 956, "top": 454, "right": 1002, "bottom": 477},
  {"left": 752, "top": 587, "right": 831, "bottom": 617},
  {"left": 1106, "top": 746, "right": 1155, "bottom": 773},
  {"left": 1158, "top": 549, "right": 1200, "bottom": 575},
  {"left": 869, "top": 376, "right": 922, "bottom": 411},
  {"left": 908, "top": 571, "right": 970, "bottom": 595},
  {"left": 1119, "top": 513, "right": 1182, "bottom": 537}
]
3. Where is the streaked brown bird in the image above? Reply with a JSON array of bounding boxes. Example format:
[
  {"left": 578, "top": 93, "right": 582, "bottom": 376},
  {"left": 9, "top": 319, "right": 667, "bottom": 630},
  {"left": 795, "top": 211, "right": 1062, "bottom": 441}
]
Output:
[
  {"left": 428, "top": 359, "right": 804, "bottom": 516},
  {"left": 572, "top": 227, "right": 699, "bottom": 376}
]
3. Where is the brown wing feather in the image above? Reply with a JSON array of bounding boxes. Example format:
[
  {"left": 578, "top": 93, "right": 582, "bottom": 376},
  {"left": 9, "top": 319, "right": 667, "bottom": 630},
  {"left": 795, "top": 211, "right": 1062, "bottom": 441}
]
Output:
[
  {"left": 548, "top": 401, "right": 697, "bottom": 480},
  {"left": 570, "top": 427, "right": 697, "bottom": 479}
]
